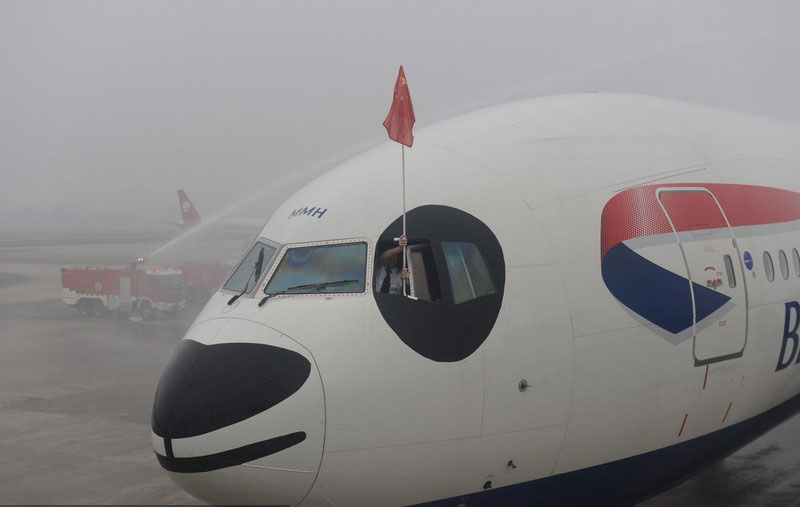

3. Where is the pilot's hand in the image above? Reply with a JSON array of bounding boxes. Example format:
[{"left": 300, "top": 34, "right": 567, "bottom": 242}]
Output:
[
  {"left": 399, "top": 235, "right": 408, "bottom": 248},
  {"left": 401, "top": 267, "right": 409, "bottom": 280}
]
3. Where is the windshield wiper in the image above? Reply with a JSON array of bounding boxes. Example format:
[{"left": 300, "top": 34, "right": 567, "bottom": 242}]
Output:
[
  {"left": 258, "top": 279, "right": 358, "bottom": 307},
  {"left": 289, "top": 279, "right": 358, "bottom": 291},
  {"left": 227, "top": 247, "right": 265, "bottom": 305},
  {"left": 253, "top": 248, "right": 265, "bottom": 280},
  {"left": 227, "top": 289, "right": 247, "bottom": 306},
  {"left": 258, "top": 286, "right": 302, "bottom": 307}
]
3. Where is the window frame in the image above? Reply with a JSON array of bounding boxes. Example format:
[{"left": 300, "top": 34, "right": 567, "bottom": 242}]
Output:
[
  {"left": 723, "top": 254, "right": 736, "bottom": 288},
  {"left": 258, "top": 238, "right": 372, "bottom": 298},
  {"left": 402, "top": 241, "right": 443, "bottom": 303},
  {"left": 220, "top": 237, "right": 281, "bottom": 296},
  {"left": 779, "top": 249, "right": 790, "bottom": 280},
  {"left": 764, "top": 251, "right": 775, "bottom": 282}
]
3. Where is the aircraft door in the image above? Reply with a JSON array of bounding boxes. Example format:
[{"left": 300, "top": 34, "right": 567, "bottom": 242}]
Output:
[{"left": 658, "top": 188, "right": 747, "bottom": 365}]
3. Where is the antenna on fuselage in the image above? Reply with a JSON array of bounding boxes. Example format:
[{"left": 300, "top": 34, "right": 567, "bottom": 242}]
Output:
[{"left": 382, "top": 65, "right": 416, "bottom": 296}]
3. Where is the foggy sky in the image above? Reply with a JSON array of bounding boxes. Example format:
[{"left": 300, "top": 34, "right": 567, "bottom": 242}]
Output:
[{"left": 3, "top": 1, "right": 800, "bottom": 233}]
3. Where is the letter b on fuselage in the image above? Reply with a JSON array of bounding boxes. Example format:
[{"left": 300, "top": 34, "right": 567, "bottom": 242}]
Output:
[{"left": 776, "top": 301, "right": 800, "bottom": 371}]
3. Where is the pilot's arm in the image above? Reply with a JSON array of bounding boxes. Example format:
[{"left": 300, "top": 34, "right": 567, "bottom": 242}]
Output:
[{"left": 377, "top": 235, "right": 408, "bottom": 263}]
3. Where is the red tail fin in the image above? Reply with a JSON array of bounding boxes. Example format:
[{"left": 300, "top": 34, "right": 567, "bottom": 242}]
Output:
[{"left": 177, "top": 190, "right": 202, "bottom": 226}]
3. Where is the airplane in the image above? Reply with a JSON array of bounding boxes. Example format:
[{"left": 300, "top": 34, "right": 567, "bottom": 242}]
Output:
[
  {"left": 160, "top": 189, "right": 202, "bottom": 228},
  {"left": 164, "top": 189, "right": 266, "bottom": 234},
  {"left": 176, "top": 189, "right": 202, "bottom": 227},
  {"left": 150, "top": 93, "right": 800, "bottom": 506}
]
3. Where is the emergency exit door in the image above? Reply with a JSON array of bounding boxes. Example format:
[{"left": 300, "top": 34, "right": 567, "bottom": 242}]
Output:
[{"left": 658, "top": 188, "right": 747, "bottom": 365}]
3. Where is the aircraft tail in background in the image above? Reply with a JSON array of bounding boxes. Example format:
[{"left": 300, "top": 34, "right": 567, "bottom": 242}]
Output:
[
  {"left": 162, "top": 189, "right": 265, "bottom": 234},
  {"left": 178, "top": 190, "right": 202, "bottom": 226}
]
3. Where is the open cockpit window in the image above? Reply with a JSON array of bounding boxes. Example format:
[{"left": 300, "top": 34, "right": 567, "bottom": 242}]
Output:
[
  {"left": 374, "top": 238, "right": 442, "bottom": 301},
  {"left": 374, "top": 238, "right": 496, "bottom": 304},
  {"left": 223, "top": 241, "right": 276, "bottom": 293},
  {"left": 265, "top": 242, "right": 367, "bottom": 294},
  {"left": 407, "top": 242, "right": 443, "bottom": 302},
  {"left": 374, "top": 238, "right": 407, "bottom": 296}
]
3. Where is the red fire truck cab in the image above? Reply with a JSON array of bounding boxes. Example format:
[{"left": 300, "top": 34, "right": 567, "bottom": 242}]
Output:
[
  {"left": 61, "top": 266, "right": 186, "bottom": 320},
  {"left": 178, "top": 264, "right": 231, "bottom": 303}
]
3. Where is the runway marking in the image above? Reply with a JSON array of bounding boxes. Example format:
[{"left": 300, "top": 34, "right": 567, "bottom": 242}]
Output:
[
  {"left": 703, "top": 364, "right": 709, "bottom": 389},
  {"left": 722, "top": 401, "right": 733, "bottom": 424},
  {"left": 678, "top": 413, "right": 688, "bottom": 436}
]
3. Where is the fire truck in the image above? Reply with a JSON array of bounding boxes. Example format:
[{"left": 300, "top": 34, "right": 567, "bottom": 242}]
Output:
[
  {"left": 178, "top": 264, "right": 231, "bottom": 303},
  {"left": 61, "top": 266, "right": 186, "bottom": 320}
]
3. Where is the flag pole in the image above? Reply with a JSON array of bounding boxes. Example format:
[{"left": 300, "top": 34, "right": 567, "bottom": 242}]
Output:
[{"left": 402, "top": 143, "right": 408, "bottom": 295}]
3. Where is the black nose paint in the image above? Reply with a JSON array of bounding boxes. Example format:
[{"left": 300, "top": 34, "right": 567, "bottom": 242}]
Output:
[{"left": 152, "top": 340, "right": 311, "bottom": 439}]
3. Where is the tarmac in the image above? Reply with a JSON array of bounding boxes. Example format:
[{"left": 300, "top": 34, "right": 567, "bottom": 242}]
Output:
[
  {"left": 0, "top": 238, "right": 201, "bottom": 504},
  {"left": 0, "top": 238, "right": 798, "bottom": 505}
]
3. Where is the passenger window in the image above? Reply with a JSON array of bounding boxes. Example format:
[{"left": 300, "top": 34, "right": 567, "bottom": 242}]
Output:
[
  {"left": 442, "top": 242, "right": 496, "bottom": 304},
  {"left": 723, "top": 254, "right": 736, "bottom": 288},
  {"left": 764, "top": 251, "right": 775, "bottom": 282},
  {"left": 794, "top": 249, "right": 800, "bottom": 278},
  {"left": 779, "top": 250, "right": 790, "bottom": 280}
]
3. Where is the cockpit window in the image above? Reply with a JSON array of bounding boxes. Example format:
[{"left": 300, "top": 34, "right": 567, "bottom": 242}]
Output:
[
  {"left": 223, "top": 241, "right": 276, "bottom": 293},
  {"left": 264, "top": 242, "right": 367, "bottom": 294},
  {"left": 442, "top": 241, "right": 496, "bottom": 303}
]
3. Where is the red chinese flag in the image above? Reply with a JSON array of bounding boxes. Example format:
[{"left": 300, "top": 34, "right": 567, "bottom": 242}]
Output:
[{"left": 382, "top": 66, "right": 416, "bottom": 147}]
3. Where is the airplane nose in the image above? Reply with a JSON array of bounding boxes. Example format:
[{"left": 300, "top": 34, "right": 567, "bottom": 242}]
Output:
[{"left": 151, "top": 319, "right": 325, "bottom": 505}]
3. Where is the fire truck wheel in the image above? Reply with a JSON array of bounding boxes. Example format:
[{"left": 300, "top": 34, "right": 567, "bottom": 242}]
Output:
[
  {"left": 140, "top": 302, "right": 155, "bottom": 321},
  {"left": 78, "top": 299, "right": 92, "bottom": 318},
  {"left": 91, "top": 301, "right": 107, "bottom": 318}
]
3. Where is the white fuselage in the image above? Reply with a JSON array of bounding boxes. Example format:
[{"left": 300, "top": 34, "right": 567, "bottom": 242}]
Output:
[{"left": 152, "top": 93, "right": 800, "bottom": 506}]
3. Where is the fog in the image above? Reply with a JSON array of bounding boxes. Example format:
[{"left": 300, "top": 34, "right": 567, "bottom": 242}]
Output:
[{"left": 3, "top": 1, "right": 800, "bottom": 233}]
